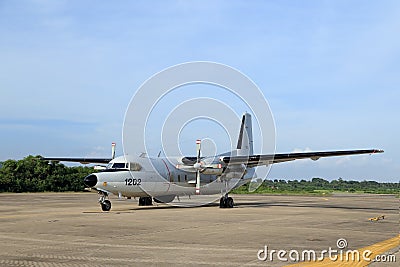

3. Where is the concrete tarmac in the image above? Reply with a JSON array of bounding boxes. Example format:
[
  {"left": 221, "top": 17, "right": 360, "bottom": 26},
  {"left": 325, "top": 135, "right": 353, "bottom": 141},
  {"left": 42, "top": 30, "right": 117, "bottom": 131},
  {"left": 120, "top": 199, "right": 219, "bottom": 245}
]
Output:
[{"left": 0, "top": 193, "right": 398, "bottom": 266}]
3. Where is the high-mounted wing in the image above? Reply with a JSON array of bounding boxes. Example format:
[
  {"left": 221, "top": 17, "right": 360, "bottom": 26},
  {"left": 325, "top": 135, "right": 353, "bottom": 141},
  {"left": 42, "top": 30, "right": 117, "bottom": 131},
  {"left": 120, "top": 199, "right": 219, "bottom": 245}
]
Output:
[
  {"left": 43, "top": 143, "right": 116, "bottom": 164},
  {"left": 220, "top": 149, "right": 384, "bottom": 167},
  {"left": 42, "top": 157, "right": 112, "bottom": 164}
]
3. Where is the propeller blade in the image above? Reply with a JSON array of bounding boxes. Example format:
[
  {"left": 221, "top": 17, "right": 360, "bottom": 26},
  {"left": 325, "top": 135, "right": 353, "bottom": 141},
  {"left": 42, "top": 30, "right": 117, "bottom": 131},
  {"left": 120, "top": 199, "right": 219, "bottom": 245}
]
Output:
[
  {"left": 111, "top": 143, "right": 116, "bottom": 159},
  {"left": 195, "top": 139, "right": 201, "bottom": 195},
  {"left": 196, "top": 139, "right": 201, "bottom": 163},
  {"left": 195, "top": 170, "right": 200, "bottom": 195}
]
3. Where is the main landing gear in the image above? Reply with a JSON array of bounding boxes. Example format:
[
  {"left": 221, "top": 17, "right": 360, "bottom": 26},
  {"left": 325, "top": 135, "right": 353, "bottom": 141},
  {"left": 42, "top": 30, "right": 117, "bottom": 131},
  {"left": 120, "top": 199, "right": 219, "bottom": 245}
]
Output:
[
  {"left": 219, "top": 194, "right": 234, "bottom": 208},
  {"left": 138, "top": 196, "right": 153, "bottom": 206},
  {"left": 99, "top": 191, "right": 111, "bottom": 211},
  {"left": 98, "top": 194, "right": 152, "bottom": 211}
]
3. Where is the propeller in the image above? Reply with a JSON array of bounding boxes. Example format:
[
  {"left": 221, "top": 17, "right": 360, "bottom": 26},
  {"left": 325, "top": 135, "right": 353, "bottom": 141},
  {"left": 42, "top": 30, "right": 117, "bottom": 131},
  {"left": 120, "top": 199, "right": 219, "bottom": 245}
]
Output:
[
  {"left": 194, "top": 139, "right": 202, "bottom": 194},
  {"left": 111, "top": 143, "right": 116, "bottom": 159},
  {"left": 174, "top": 139, "right": 224, "bottom": 191}
]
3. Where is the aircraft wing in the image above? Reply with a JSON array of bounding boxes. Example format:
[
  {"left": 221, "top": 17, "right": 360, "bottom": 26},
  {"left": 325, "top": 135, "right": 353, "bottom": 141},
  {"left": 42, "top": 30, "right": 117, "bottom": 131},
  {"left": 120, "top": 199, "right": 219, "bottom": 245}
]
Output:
[
  {"left": 43, "top": 143, "right": 116, "bottom": 164},
  {"left": 42, "top": 157, "right": 112, "bottom": 164},
  {"left": 220, "top": 149, "right": 384, "bottom": 167}
]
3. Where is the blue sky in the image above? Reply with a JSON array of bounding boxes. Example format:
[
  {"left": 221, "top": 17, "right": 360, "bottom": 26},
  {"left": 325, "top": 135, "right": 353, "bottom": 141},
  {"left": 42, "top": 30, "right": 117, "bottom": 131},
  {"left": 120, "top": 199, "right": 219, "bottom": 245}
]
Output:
[{"left": 0, "top": 1, "right": 399, "bottom": 182}]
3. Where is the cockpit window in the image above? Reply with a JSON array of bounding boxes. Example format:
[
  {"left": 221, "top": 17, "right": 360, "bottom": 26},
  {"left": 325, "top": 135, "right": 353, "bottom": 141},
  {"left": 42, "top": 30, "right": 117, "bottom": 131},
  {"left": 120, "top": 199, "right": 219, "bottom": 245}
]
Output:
[
  {"left": 111, "top": 163, "right": 127, "bottom": 169},
  {"left": 129, "top": 162, "right": 142, "bottom": 171},
  {"left": 106, "top": 162, "right": 141, "bottom": 170}
]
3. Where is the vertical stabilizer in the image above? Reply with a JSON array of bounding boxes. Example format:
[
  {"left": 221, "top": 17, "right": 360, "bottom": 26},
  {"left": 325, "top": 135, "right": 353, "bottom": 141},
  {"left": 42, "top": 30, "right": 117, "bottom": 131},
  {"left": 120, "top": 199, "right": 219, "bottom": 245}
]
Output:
[{"left": 236, "top": 113, "right": 253, "bottom": 156}]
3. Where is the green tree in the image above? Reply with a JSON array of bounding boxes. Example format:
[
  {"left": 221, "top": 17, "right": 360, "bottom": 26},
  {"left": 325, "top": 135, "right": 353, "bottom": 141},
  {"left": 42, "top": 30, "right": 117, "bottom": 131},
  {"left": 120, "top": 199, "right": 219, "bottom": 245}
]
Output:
[{"left": 0, "top": 155, "right": 94, "bottom": 193}]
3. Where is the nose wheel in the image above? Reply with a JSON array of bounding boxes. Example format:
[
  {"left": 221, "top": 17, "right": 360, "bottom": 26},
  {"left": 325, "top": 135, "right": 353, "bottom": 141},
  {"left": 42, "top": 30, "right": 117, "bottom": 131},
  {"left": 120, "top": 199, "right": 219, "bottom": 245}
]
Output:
[
  {"left": 101, "top": 200, "right": 111, "bottom": 211},
  {"left": 98, "top": 191, "right": 111, "bottom": 211}
]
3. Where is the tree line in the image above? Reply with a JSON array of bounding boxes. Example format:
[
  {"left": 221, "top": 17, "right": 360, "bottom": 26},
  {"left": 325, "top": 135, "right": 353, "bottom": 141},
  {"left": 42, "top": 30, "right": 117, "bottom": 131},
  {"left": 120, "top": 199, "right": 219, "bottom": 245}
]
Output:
[
  {"left": 0, "top": 155, "right": 398, "bottom": 194},
  {"left": 0, "top": 155, "right": 94, "bottom": 192},
  {"left": 233, "top": 177, "right": 399, "bottom": 195}
]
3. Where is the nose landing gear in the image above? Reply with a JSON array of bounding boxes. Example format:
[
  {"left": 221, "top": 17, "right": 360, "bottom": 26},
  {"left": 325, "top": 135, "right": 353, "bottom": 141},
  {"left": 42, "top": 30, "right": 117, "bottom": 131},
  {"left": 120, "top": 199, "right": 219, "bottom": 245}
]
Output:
[{"left": 98, "top": 191, "right": 111, "bottom": 211}]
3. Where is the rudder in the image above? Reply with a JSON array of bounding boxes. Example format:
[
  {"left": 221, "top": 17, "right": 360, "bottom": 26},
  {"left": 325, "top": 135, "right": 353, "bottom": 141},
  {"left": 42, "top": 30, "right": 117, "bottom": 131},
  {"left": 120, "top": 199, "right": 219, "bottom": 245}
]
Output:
[{"left": 236, "top": 113, "right": 253, "bottom": 156}]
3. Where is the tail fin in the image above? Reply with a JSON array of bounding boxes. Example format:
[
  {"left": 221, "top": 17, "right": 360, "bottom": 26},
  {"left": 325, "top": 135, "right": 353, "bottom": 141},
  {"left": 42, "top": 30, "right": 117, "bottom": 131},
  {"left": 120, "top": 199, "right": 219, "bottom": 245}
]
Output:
[{"left": 236, "top": 113, "right": 253, "bottom": 156}]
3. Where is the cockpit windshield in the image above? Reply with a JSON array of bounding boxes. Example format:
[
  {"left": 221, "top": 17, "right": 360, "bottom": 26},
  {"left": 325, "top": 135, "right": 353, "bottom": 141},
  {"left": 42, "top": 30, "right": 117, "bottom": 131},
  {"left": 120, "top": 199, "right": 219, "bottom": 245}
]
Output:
[
  {"left": 112, "top": 163, "right": 127, "bottom": 169},
  {"left": 106, "top": 162, "right": 128, "bottom": 169},
  {"left": 106, "top": 162, "right": 142, "bottom": 171}
]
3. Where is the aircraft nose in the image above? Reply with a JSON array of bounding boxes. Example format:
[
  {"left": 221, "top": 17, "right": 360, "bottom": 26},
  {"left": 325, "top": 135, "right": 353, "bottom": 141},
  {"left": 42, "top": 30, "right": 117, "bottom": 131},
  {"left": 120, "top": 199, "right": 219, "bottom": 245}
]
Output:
[{"left": 84, "top": 174, "right": 97, "bottom": 187}]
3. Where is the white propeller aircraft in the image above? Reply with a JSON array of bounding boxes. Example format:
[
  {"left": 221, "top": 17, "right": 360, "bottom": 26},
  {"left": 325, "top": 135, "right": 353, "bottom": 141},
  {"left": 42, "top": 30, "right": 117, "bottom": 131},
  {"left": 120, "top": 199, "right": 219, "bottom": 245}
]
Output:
[{"left": 44, "top": 113, "right": 383, "bottom": 211}]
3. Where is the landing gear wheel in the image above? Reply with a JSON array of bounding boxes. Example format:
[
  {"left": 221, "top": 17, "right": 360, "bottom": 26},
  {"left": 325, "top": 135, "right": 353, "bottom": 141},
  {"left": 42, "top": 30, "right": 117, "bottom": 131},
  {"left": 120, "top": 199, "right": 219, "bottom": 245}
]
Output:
[
  {"left": 219, "top": 195, "right": 234, "bottom": 208},
  {"left": 226, "top": 197, "right": 234, "bottom": 208},
  {"left": 101, "top": 200, "right": 111, "bottom": 211},
  {"left": 219, "top": 197, "right": 226, "bottom": 208},
  {"left": 98, "top": 191, "right": 111, "bottom": 211},
  {"left": 139, "top": 197, "right": 153, "bottom": 206}
]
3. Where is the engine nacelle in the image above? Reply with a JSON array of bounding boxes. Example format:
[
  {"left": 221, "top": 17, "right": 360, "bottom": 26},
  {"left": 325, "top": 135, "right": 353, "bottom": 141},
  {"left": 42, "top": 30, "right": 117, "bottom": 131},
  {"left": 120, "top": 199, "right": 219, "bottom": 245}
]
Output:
[{"left": 201, "top": 168, "right": 224, "bottom": 175}]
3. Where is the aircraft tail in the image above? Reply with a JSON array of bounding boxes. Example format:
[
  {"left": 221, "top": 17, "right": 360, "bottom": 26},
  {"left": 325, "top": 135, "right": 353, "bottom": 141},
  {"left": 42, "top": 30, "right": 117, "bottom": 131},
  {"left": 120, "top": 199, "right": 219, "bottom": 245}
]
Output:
[{"left": 236, "top": 113, "right": 253, "bottom": 156}]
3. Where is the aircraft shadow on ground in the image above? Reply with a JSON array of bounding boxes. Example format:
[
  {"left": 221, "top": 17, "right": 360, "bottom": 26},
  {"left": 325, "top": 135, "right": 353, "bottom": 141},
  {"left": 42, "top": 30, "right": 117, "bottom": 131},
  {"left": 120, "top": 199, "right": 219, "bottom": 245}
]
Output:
[
  {"left": 83, "top": 200, "right": 397, "bottom": 213},
  {"left": 235, "top": 201, "right": 397, "bottom": 211},
  {"left": 127, "top": 201, "right": 397, "bottom": 212}
]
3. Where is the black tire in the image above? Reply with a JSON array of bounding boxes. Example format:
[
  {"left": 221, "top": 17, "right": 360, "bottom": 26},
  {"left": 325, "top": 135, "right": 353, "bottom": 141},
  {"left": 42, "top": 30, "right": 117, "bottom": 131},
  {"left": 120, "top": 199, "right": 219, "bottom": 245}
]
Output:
[
  {"left": 226, "top": 197, "right": 234, "bottom": 208},
  {"left": 139, "top": 197, "right": 145, "bottom": 206},
  {"left": 219, "top": 197, "right": 226, "bottom": 208},
  {"left": 145, "top": 197, "right": 153, "bottom": 206},
  {"left": 139, "top": 197, "right": 153, "bottom": 206},
  {"left": 101, "top": 200, "right": 111, "bottom": 211}
]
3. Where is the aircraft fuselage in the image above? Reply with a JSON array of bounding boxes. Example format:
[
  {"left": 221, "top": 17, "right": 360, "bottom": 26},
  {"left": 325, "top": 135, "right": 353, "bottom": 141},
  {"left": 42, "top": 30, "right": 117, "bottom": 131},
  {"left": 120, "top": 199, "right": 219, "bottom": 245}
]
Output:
[{"left": 84, "top": 155, "right": 251, "bottom": 199}]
